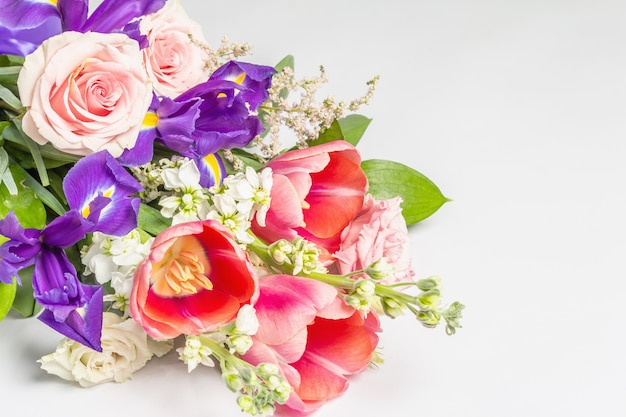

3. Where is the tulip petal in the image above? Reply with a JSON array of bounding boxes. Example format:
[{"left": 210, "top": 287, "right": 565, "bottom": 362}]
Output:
[
  {"left": 304, "top": 312, "right": 380, "bottom": 375},
  {"left": 254, "top": 275, "right": 337, "bottom": 345},
  {"left": 144, "top": 290, "right": 240, "bottom": 337}
]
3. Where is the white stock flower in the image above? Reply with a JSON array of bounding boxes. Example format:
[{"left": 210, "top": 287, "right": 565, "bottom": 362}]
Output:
[
  {"left": 81, "top": 230, "right": 153, "bottom": 285},
  {"left": 206, "top": 194, "right": 254, "bottom": 244},
  {"left": 159, "top": 159, "right": 210, "bottom": 224},
  {"left": 39, "top": 313, "right": 172, "bottom": 387},
  {"left": 222, "top": 167, "right": 272, "bottom": 226},
  {"left": 234, "top": 304, "right": 259, "bottom": 336},
  {"left": 177, "top": 335, "right": 215, "bottom": 373}
]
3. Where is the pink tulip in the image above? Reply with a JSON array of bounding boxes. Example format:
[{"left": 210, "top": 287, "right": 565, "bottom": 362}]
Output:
[
  {"left": 130, "top": 220, "right": 258, "bottom": 340},
  {"left": 242, "top": 274, "right": 381, "bottom": 414},
  {"left": 252, "top": 141, "right": 368, "bottom": 254}
]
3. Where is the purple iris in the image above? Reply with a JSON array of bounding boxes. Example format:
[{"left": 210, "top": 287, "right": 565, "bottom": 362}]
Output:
[
  {"left": 173, "top": 61, "right": 276, "bottom": 158},
  {"left": 120, "top": 61, "right": 273, "bottom": 187},
  {"left": 0, "top": 151, "right": 142, "bottom": 351},
  {"left": 0, "top": 0, "right": 166, "bottom": 56}
]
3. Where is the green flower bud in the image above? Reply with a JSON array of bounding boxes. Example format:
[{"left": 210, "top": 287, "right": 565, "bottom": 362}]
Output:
[
  {"left": 237, "top": 395, "right": 256, "bottom": 414},
  {"left": 417, "top": 277, "right": 441, "bottom": 291},
  {"left": 224, "top": 373, "right": 245, "bottom": 392},
  {"left": 365, "top": 258, "right": 396, "bottom": 280}
]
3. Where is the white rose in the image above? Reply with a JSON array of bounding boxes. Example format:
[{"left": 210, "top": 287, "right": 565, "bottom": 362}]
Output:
[{"left": 39, "top": 313, "right": 173, "bottom": 387}]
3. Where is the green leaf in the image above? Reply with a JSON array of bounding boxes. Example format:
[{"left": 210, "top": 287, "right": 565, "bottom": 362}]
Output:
[
  {"left": 12, "top": 266, "right": 38, "bottom": 317},
  {"left": 0, "top": 83, "right": 22, "bottom": 112},
  {"left": 0, "top": 164, "right": 46, "bottom": 229},
  {"left": 338, "top": 114, "right": 371, "bottom": 146},
  {"left": 309, "top": 119, "right": 344, "bottom": 146},
  {"left": 138, "top": 203, "right": 171, "bottom": 236},
  {"left": 0, "top": 54, "right": 24, "bottom": 66},
  {"left": 0, "top": 147, "right": 17, "bottom": 195},
  {"left": 275, "top": 55, "right": 294, "bottom": 72},
  {"left": 0, "top": 278, "right": 17, "bottom": 321},
  {"left": 14, "top": 162, "right": 66, "bottom": 215},
  {"left": 11, "top": 120, "right": 49, "bottom": 186},
  {"left": 305, "top": 114, "right": 372, "bottom": 147},
  {"left": 361, "top": 159, "right": 450, "bottom": 225}
]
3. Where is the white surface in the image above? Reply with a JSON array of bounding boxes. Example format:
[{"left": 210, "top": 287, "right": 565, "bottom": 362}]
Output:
[{"left": 2, "top": 0, "right": 626, "bottom": 415}]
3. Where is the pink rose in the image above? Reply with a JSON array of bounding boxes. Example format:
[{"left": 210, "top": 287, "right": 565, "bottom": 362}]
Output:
[
  {"left": 18, "top": 31, "right": 152, "bottom": 157},
  {"left": 140, "top": 0, "right": 211, "bottom": 97},
  {"left": 251, "top": 141, "right": 368, "bottom": 254},
  {"left": 130, "top": 220, "right": 258, "bottom": 340},
  {"left": 333, "top": 195, "right": 415, "bottom": 284},
  {"left": 242, "top": 274, "right": 381, "bottom": 414}
]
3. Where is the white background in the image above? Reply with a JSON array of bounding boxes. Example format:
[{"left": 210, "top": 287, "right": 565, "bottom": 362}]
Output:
[{"left": 2, "top": 0, "right": 626, "bottom": 415}]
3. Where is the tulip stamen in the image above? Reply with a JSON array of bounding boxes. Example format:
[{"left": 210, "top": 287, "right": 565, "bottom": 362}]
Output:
[{"left": 150, "top": 236, "right": 214, "bottom": 297}]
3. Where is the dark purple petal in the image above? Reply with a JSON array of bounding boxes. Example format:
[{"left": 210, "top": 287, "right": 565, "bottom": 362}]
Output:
[
  {"left": 121, "top": 20, "right": 149, "bottom": 49},
  {"left": 32, "top": 247, "right": 84, "bottom": 321},
  {"left": 62, "top": 151, "right": 142, "bottom": 236},
  {"left": 82, "top": 0, "right": 166, "bottom": 33},
  {"left": 118, "top": 128, "right": 156, "bottom": 166},
  {"left": 57, "top": 0, "right": 88, "bottom": 31},
  {"left": 154, "top": 96, "right": 202, "bottom": 154},
  {"left": 94, "top": 193, "right": 141, "bottom": 237},
  {"left": 41, "top": 210, "right": 94, "bottom": 248},
  {"left": 0, "top": 0, "right": 59, "bottom": 27},
  {"left": 38, "top": 285, "right": 103, "bottom": 352},
  {"left": 210, "top": 61, "right": 276, "bottom": 110},
  {"left": 0, "top": 2, "right": 61, "bottom": 56},
  {"left": 0, "top": 212, "right": 41, "bottom": 284}
]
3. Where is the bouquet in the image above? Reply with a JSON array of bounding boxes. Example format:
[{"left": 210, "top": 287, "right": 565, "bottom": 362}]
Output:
[{"left": 0, "top": 0, "right": 464, "bottom": 415}]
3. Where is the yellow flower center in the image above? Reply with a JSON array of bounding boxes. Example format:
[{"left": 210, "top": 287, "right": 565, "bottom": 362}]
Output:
[{"left": 150, "top": 235, "right": 213, "bottom": 297}]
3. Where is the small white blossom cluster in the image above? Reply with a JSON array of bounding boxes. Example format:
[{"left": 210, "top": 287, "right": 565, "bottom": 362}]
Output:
[
  {"left": 81, "top": 230, "right": 153, "bottom": 315},
  {"left": 189, "top": 34, "right": 252, "bottom": 75},
  {"left": 129, "top": 160, "right": 166, "bottom": 202},
  {"left": 157, "top": 157, "right": 211, "bottom": 224},
  {"left": 206, "top": 166, "right": 272, "bottom": 245},
  {"left": 256, "top": 65, "right": 379, "bottom": 157}
]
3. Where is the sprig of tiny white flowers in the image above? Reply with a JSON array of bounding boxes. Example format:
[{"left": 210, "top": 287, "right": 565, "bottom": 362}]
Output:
[{"left": 255, "top": 65, "right": 379, "bottom": 157}]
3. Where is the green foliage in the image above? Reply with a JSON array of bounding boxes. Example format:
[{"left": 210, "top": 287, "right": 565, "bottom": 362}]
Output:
[
  {"left": 138, "top": 203, "right": 171, "bottom": 236},
  {"left": 12, "top": 266, "right": 38, "bottom": 317},
  {"left": 0, "top": 164, "right": 46, "bottom": 229},
  {"left": 361, "top": 159, "right": 450, "bottom": 225},
  {"left": 0, "top": 279, "right": 17, "bottom": 320},
  {"left": 307, "top": 114, "right": 372, "bottom": 147}
]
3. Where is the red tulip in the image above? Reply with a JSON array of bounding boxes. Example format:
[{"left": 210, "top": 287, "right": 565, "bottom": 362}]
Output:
[{"left": 130, "top": 220, "right": 258, "bottom": 340}]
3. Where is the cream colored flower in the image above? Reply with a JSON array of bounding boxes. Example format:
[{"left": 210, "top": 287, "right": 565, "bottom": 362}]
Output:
[{"left": 38, "top": 313, "right": 173, "bottom": 387}]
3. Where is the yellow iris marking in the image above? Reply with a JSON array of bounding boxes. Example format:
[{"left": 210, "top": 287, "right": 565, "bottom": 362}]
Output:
[
  {"left": 203, "top": 154, "right": 222, "bottom": 184},
  {"left": 233, "top": 72, "right": 246, "bottom": 85},
  {"left": 217, "top": 92, "right": 227, "bottom": 98},
  {"left": 81, "top": 205, "right": 90, "bottom": 218},
  {"left": 103, "top": 186, "right": 114, "bottom": 198},
  {"left": 142, "top": 112, "right": 159, "bottom": 128}
]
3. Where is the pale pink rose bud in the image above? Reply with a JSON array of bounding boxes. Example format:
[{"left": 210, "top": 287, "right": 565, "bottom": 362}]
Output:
[
  {"left": 140, "top": 0, "right": 211, "bottom": 97},
  {"left": 18, "top": 31, "right": 152, "bottom": 157}
]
